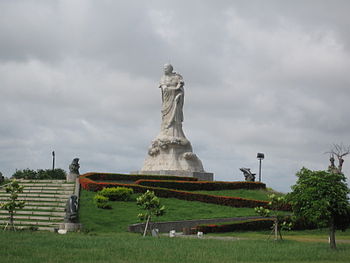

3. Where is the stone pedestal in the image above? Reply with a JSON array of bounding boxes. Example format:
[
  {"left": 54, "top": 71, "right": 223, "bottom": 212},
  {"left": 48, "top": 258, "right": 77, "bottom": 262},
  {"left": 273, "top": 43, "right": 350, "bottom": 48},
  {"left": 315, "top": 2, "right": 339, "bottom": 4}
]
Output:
[
  {"left": 59, "top": 223, "right": 82, "bottom": 232},
  {"left": 135, "top": 170, "right": 213, "bottom": 181},
  {"left": 66, "top": 172, "right": 78, "bottom": 183}
]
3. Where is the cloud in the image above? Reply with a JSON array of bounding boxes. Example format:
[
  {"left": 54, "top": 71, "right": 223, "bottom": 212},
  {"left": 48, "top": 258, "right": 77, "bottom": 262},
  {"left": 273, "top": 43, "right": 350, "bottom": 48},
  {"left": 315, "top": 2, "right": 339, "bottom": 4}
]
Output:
[{"left": 0, "top": 1, "right": 350, "bottom": 192}]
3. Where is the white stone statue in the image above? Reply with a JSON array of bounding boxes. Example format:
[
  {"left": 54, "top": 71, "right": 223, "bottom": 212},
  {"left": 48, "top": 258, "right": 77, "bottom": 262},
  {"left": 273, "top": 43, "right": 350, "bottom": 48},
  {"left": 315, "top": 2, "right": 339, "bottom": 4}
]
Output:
[{"left": 139, "top": 64, "right": 212, "bottom": 180}]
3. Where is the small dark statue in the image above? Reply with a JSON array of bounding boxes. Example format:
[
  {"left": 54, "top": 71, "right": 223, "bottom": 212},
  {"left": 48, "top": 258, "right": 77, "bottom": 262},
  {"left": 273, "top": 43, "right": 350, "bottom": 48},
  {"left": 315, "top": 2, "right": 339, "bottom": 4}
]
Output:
[
  {"left": 0, "top": 172, "right": 4, "bottom": 184},
  {"left": 69, "top": 158, "right": 80, "bottom": 175},
  {"left": 239, "top": 168, "right": 256, "bottom": 182},
  {"left": 65, "top": 195, "right": 78, "bottom": 223}
]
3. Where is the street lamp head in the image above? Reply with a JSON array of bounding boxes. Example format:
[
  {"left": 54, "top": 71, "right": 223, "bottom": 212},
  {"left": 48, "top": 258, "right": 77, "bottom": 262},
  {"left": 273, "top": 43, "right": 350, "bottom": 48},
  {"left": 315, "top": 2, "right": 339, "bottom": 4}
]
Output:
[{"left": 257, "top": 152, "right": 265, "bottom": 159}]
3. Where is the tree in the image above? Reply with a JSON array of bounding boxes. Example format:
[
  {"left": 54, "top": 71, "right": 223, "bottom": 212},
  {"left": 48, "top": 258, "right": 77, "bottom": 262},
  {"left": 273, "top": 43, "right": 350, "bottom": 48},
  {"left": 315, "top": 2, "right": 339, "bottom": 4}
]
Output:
[
  {"left": 255, "top": 194, "right": 291, "bottom": 241},
  {"left": 288, "top": 168, "right": 350, "bottom": 249},
  {"left": 136, "top": 190, "right": 165, "bottom": 237},
  {"left": 0, "top": 180, "right": 25, "bottom": 231},
  {"left": 326, "top": 143, "right": 350, "bottom": 174}
]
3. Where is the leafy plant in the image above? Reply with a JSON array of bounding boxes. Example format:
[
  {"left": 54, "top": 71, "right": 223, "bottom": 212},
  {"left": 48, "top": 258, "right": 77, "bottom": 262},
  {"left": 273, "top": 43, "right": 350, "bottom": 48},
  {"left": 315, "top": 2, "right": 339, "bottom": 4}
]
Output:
[
  {"left": 136, "top": 190, "right": 165, "bottom": 237},
  {"left": 0, "top": 180, "right": 25, "bottom": 231},
  {"left": 255, "top": 194, "right": 291, "bottom": 241},
  {"left": 93, "top": 194, "right": 111, "bottom": 209},
  {"left": 99, "top": 187, "right": 133, "bottom": 201}
]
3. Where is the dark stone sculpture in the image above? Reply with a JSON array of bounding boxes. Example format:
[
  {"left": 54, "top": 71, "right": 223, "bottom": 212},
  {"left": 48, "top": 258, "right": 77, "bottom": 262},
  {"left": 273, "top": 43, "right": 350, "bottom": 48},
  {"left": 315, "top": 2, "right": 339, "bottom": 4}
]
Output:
[
  {"left": 0, "top": 172, "right": 4, "bottom": 184},
  {"left": 239, "top": 168, "right": 256, "bottom": 182},
  {"left": 65, "top": 195, "right": 78, "bottom": 223},
  {"left": 69, "top": 158, "right": 80, "bottom": 175}
]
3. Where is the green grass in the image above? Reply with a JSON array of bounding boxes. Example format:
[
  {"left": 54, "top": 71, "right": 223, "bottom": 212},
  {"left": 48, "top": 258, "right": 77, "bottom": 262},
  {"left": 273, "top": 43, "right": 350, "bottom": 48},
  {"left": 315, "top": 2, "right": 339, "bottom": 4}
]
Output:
[
  {"left": 208, "top": 229, "right": 350, "bottom": 243},
  {"left": 79, "top": 189, "right": 258, "bottom": 233},
  {"left": 192, "top": 189, "right": 282, "bottom": 200},
  {"left": 0, "top": 231, "right": 349, "bottom": 263}
]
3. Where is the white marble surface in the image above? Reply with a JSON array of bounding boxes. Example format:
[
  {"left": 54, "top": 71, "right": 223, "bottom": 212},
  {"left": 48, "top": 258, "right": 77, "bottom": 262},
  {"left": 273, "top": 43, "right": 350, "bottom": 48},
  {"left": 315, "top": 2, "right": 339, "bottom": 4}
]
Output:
[{"left": 140, "top": 64, "right": 207, "bottom": 173}]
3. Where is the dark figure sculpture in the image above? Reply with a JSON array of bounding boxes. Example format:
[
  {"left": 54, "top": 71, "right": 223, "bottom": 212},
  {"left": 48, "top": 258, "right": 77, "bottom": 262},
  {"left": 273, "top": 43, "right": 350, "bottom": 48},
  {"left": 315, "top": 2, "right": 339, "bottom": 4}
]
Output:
[
  {"left": 69, "top": 158, "right": 80, "bottom": 175},
  {"left": 239, "top": 168, "right": 256, "bottom": 182},
  {"left": 0, "top": 173, "right": 4, "bottom": 184},
  {"left": 65, "top": 195, "right": 78, "bottom": 223}
]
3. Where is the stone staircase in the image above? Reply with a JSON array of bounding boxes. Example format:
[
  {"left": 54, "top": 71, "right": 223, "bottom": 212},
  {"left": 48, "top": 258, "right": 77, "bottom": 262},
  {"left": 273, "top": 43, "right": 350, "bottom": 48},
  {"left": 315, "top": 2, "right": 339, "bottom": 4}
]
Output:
[{"left": 0, "top": 179, "right": 75, "bottom": 231}]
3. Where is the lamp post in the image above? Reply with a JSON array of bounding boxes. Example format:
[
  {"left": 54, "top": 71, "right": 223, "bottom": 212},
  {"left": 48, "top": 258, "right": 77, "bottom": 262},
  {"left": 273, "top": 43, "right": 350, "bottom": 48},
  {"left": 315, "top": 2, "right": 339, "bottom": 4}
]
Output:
[
  {"left": 257, "top": 152, "right": 265, "bottom": 182},
  {"left": 52, "top": 151, "right": 55, "bottom": 171}
]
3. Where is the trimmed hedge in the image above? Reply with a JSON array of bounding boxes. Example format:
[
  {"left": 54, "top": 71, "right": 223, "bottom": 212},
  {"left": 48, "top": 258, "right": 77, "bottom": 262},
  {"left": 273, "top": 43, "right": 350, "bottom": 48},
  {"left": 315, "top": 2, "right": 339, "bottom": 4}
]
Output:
[
  {"left": 80, "top": 174, "right": 270, "bottom": 209},
  {"left": 197, "top": 218, "right": 275, "bottom": 233},
  {"left": 84, "top": 172, "right": 198, "bottom": 182},
  {"left": 134, "top": 179, "right": 266, "bottom": 191}
]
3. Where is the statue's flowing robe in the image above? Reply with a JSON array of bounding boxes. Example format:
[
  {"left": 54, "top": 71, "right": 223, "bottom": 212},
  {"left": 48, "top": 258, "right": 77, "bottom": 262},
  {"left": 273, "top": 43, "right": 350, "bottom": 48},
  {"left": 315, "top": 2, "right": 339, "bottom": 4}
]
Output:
[{"left": 159, "top": 72, "right": 185, "bottom": 139}]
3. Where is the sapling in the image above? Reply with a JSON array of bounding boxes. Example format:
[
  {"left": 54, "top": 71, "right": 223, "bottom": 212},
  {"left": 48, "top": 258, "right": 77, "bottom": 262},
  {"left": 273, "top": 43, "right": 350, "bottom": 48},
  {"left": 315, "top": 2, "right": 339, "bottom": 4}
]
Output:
[
  {"left": 0, "top": 180, "right": 25, "bottom": 231},
  {"left": 255, "top": 194, "right": 291, "bottom": 241},
  {"left": 136, "top": 190, "right": 165, "bottom": 237}
]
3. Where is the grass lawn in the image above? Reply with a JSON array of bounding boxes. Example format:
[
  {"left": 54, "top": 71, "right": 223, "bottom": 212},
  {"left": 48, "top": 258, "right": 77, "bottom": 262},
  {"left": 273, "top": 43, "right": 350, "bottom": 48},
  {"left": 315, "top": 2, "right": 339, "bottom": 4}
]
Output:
[
  {"left": 0, "top": 231, "right": 349, "bottom": 263},
  {"left": 79, "top": 189, "right": 258, "bottom": 233},
  {"left": 192, "top": 189, "right": 282, "bottom": 200}
]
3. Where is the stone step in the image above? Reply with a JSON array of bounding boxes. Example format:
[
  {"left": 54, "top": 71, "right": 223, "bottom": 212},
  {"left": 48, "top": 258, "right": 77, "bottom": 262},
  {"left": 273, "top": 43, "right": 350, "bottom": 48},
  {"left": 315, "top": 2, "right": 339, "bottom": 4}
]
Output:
[
  {"left": 18, "top": 183, "right": 75, "bottom": 188},
  {"left": 21, "top": 186, "right": 74, "bottom": 190},
  {"left": 17, "top": 226, "right": 57, "bottom": 232},
  {"left": 0, "top": 210, "right": 66, "bottom": 217},
  {"left": 0, "top": 215, "right": 63, "bottom": 221},
  {"left": 22, "top": 201, "right": 66, "bottom": 207},
  {"left": 0, "top": 196, "right": 68, "bottom": 202},
  {"left": 18, "top": 179, "right": 67, "bottom": 183},
  {"left": 0, "top": 220, "right": 61, "bottom": 226},
  {"left": 0, "top": 189, "right": 74, "bottom": 195},
  {"left": 0, "top": 193, "right": 71, "bottom": 198},
  {"left": 21, "top": 206, "right": 65, "bottom": 211}
]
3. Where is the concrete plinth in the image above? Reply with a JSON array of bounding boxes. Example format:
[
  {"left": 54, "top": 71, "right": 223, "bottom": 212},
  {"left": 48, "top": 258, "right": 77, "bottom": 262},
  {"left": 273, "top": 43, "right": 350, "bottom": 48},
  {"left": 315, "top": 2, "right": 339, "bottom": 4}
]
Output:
[{"left": 133, "top": 170, "right": 214, "bottom": 181}]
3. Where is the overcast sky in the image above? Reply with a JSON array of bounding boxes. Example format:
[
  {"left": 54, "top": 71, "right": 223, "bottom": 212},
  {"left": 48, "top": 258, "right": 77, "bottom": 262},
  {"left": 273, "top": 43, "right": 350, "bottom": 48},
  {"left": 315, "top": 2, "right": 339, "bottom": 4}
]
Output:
[{"left": 1, "top": 0, "right": 350, "bottom": 192}]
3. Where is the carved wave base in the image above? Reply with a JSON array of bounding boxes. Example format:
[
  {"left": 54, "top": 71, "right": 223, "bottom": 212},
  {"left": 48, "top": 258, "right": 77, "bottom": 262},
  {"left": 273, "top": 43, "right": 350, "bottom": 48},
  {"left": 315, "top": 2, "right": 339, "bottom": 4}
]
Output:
[{"left": 136, "top": 138, "right": 214, "bottom": 181}]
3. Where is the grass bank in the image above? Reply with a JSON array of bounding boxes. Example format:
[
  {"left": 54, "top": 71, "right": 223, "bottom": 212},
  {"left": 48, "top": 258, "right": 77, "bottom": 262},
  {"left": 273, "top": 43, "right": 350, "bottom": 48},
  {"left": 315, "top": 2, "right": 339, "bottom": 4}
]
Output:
[
  {"left": 79, "top": 189, "right": 258, "bottom": 233},
  {"left": 193, "top": 189, "right": 282, "bottom": 200},
  {"left": 0, "top": 231, "right": 349, "bottom": 263}
]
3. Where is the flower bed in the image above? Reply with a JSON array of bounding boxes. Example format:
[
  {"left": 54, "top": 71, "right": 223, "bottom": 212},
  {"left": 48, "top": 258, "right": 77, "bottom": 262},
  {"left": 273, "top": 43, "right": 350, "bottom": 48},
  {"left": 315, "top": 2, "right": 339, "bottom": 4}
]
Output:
[
  {"left": 83, "top": 172, "right": 198, "bottom": 182},
  {"left": 79, "top": 174, "right": 270, "bottom": 208},
  {"left": 196, "top": 218, "right": 275, "bottom": 233},
  {"left": 134, "top": 179, "right": 266, "bottom": 191}
]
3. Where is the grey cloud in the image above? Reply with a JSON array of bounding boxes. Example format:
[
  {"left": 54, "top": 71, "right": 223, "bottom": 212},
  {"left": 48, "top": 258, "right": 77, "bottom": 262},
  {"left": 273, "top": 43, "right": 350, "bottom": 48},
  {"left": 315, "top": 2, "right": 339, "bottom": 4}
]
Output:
[{"left": 1, "top": 1, "right": 350, "bottom": 192}]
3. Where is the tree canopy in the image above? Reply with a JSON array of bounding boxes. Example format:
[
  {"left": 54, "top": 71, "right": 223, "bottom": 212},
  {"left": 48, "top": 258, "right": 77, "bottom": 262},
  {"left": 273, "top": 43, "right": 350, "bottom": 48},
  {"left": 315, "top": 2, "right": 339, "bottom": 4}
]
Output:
[{"left": 288, "top": 167, "right": 350, "bottom": 249}]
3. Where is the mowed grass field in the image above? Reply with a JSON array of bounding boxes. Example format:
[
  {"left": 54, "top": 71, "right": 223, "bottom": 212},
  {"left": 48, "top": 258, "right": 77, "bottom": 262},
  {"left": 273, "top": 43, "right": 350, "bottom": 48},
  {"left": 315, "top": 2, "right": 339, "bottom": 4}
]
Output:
[
  {"left": 1, "top": 231, "right": 350, "bottom": 263},
  {"left": 1, "top": 187, "right": 349, "bottom": 262}
]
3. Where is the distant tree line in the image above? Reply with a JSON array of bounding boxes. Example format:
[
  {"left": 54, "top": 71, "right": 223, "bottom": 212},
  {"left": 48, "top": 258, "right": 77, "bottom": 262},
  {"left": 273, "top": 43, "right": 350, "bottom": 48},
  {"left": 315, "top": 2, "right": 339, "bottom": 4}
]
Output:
[{"left": 12, "top": 168, "right": 66, "bottom": 180}]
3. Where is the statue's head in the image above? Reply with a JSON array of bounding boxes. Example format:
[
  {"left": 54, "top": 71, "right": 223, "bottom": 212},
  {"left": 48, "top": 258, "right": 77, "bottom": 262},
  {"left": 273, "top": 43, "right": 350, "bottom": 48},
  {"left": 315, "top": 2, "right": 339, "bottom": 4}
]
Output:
[{"left": 163, "top": 63, "right": 173, "bottom": 74}]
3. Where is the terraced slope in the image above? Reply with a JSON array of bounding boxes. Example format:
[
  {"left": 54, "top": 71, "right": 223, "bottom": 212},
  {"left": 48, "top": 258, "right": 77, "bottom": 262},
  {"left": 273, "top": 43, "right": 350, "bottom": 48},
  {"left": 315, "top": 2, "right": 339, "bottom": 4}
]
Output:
[{"left": 0, "top": 179, "right": 75, "bottom": 231}]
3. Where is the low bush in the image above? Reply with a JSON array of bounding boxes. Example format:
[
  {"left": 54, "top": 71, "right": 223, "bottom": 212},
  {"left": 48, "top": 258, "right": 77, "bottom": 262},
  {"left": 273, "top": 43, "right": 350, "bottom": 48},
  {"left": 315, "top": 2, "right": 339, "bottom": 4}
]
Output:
[
  {"left": 134, "top": 180, "right": 266, "bottom": 191},
  {"left": 84, "top": 172, "right": 198, "bottom": 182},
  {"left": 12, "top": 168, "right": 66, "bottom": 180},
  {"left": 197, "top": 218, "right": 275, "bottom": 233},
  {"left": 99, "top": 187, "right": 133, "bottom": 201},
  {"left": 93, "top": 194, "right": 111, "bottom": 209}
]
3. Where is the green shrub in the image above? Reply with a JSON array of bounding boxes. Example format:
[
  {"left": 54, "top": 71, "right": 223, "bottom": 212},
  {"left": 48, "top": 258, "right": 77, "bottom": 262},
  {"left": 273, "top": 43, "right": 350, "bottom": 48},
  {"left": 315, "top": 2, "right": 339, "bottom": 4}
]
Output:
[
  {"left": 98, "top": 187, "right": 133, "bottom": 201},
  {"left": 93, "top": 194, "right": 111, "bottom": 209},
  {"left": 12, "top": 168, "right": 66, "bottom": 180}
]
